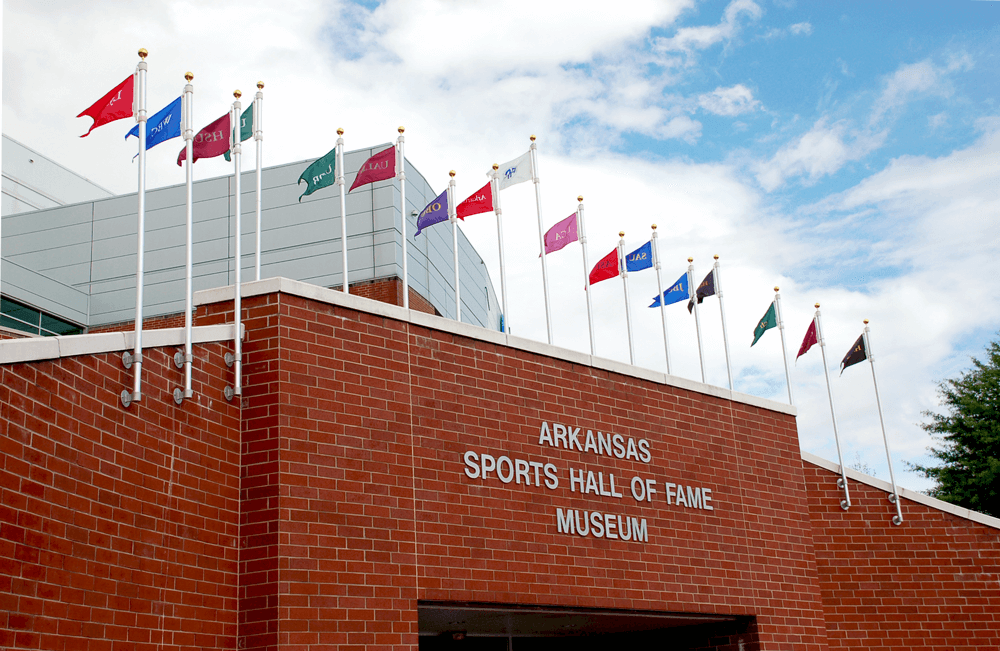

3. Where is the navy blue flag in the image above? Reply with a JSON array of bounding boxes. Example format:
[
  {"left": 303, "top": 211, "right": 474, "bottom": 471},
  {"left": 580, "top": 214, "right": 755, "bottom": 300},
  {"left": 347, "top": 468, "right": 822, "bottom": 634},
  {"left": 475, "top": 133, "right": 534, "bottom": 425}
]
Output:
[
  {"left": 650, "top": 272, "right": 689, "bottom": 307},
  {"left": 126, "top": 97, "right": 181, "bottom": 154},
  {"left": 415, "top": 189, "right": 449, "bottom": 237},
  {"left": 625, "top": 241, "right": 653, "bottom": 272}
]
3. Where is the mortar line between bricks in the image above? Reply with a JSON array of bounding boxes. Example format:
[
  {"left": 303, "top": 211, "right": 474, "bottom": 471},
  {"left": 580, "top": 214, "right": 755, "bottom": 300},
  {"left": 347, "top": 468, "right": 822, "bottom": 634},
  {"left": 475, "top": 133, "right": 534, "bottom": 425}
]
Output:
[
  {"left": 406, "top": 319, "right": 420, "bottom": 615},
  {"left": 156, "top": 418, "right": 181, "bottom": 651}
]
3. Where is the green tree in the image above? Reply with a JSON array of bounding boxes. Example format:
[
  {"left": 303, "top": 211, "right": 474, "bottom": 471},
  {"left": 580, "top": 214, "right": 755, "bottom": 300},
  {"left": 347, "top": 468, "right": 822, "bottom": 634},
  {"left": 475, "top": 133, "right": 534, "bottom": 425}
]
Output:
[{"left": 909, "top": 336, "right": 1000, "bottom": 518}]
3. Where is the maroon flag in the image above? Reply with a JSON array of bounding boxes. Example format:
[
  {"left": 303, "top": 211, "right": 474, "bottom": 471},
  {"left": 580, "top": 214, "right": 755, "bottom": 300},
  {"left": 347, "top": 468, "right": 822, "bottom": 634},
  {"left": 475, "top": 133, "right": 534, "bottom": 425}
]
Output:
[
  {"left": 456, "top": 182, "right": 493, "bottom": 220},
  {"left": 177, "top": 113, "right": 231, "bottom": 166},
  {"left": 543, "top": 213, "right": 579, "bottom": 255},
  {"left": 797, "top": 318, "right": 818, "bottom": 361},
  {"left": 77, "top": 75, "right": 134, "bottom": 137},
  {"left": 349, "top": 146, "right": 396, "bottom": 192},
  {"left": 588, "top": 248, "right": 620, "bottom": 286}
]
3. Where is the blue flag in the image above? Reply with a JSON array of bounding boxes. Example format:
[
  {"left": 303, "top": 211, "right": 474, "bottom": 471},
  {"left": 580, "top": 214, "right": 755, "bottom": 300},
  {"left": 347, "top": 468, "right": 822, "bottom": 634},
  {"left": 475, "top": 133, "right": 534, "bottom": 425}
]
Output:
[
  {"left": 415, "top": 189, "right": 449, "bottom": 237},
  {"left": 625, "top": 241, "right": 653, "bottom": 272},
  {"left": 650, "top": 272, "right": 689, "bottom": 307},
  {"left": 126, "top": 96, "right": 182, "bottom": 153}
]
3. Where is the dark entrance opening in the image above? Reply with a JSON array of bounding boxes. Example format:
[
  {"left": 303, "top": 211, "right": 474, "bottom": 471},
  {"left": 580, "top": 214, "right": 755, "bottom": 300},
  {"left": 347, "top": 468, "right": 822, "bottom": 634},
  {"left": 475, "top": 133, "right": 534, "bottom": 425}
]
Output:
[{"left": 419, "top": 602, "right": 758, "bottom": 651}]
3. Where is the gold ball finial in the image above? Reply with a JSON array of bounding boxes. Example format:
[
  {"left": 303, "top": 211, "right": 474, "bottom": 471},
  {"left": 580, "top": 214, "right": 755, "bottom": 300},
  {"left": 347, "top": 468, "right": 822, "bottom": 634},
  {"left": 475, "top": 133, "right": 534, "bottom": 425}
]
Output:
[
  {"left": 257, "top": 81, "right": 264, "bottom": 90},
  {"left": 138, "top": 48, "right": 148, "bottom": 59},
  {"left": 577, "top": 195, "right": 583, "bottom": 202},
  {"left": 492, "top": 163, "right": 499, "bottom": 170},
  {"left": 774, "top": 286, "right": 780, "bottom": 293},
  {"left": 619, "top": 231, "right": 625, "bottom": 237},
  {"left": 864, "top": 319, "right": 869, "bottom": 325},
  {"left": 337, "top": 128, "right": 344, "bottom": 136},
  {"left": 234, "top": 90, "right": 242, "bottom": 99},
  {"left": 688, "top": 257, "right": 694, "bottom": 263},
  {"left": 184, "top": 72, "right": 194, "bottom": 82},
  {"left": 530, "top": 134, "right": 537, "bottom": 141},
  {"left": 713, "top": 254, "right": 719, "bottom": 260},
  {"left": 449, "top": 170, "right": 456, "bottom": 177},
  {"left": 815, "top": 303, "right": 820, "bottom": 309},
  {"left": 398, "top": 126, "right": 405, "bottom": 134},
  {"left": 651, "top": 224, "right": 657, "bottom": 230}
]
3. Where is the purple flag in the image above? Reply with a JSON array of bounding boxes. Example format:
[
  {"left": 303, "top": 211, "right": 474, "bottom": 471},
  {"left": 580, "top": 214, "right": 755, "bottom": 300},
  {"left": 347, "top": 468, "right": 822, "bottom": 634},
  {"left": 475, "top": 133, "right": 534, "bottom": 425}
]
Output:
[
  {"left": 543, "top": 213, "right": 579, "bottom": 255},
  {"left": 415, "top": 189, "right": 449, "bottom": 237}
]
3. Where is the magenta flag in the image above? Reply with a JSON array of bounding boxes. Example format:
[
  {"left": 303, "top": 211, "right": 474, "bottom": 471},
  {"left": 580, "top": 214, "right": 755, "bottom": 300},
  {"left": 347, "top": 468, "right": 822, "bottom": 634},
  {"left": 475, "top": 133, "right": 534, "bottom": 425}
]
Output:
[
  {"left": 349, "top": 146, "right": 396, "bottom": 192},
  {"left": 543, "top": 213, "right": 579, "bottom": 255},
  {"left": 177, "top": 112, "right": 231, "bottom": 165}
]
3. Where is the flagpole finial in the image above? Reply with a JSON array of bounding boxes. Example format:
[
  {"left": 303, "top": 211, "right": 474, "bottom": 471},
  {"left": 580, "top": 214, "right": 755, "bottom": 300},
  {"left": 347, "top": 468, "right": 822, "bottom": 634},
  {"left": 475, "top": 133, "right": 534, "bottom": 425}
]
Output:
[
  {"left": 688, "top": 257, "right": 693, "bottom": 263},
  {"left": 234, "top": 90, "right": 242, "bottom": 99},
  {"left": 864, "top": 319, "right": 869, "bottom": 324},
  {"left": 449, "top": 170, "right": 456, "bottom": 177},
  {"left": 619, "top": 231, "right": 625, "bottom": 237},
  {"left": 493, "top": 164, "right": 499, "bottom": 170},
  {"left": 398, "top": 126, "right": 405, "bottom": 134},
  {"left": 774, "top": 286, "right": 780, "bottom": 293},
  {"left": 337, "top": 128, "right": 344, "bottom": 135},
  {"left": 138, "top": 48, "right": 148, "bottom": 59},
  {"left": 530, "top": 135, "right": 537, "bottom": 142},
  {"left": 184, "top": 72, "right": 193, "bottom": 81},
  {"left": 578, "top": 195, "right": 583, "bottom": 202},
  {"left": 815, "top": 303, "right": 820, "bottom": 308},
  {"left": 714, "top": 254, "right": 719, "bottom": 260},
  {"left": 257, "top": 81, "right": 264, "bottom": 89},
  {"left": 652, "top": 224, "right": 657, "bottom": 230}
]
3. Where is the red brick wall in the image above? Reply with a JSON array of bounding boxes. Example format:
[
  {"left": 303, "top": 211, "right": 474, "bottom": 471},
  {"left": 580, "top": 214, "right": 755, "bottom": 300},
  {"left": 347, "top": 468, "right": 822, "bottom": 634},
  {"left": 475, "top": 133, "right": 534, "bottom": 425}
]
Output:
[
  {"left": 349, "top": 277, "right": 439, "bottom": 317},
  {"left": 0, "top": 340, "right": 241, "bottom": 650},
  {"left": 88, "top": 312, "right": 187, "bottom": 334},
  {"left": 805, "top": 464, "right": 1000, "bottom": 649}
]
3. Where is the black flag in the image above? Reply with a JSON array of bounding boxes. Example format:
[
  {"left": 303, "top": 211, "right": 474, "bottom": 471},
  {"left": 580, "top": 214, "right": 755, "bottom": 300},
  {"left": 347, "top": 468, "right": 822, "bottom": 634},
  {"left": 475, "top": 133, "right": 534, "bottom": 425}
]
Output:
[
  {"left": 840, "top": 334, "right": 867, "bottom": 374},
  {"left": 687, "top": 270, "right": 716, "bottom": 313}
]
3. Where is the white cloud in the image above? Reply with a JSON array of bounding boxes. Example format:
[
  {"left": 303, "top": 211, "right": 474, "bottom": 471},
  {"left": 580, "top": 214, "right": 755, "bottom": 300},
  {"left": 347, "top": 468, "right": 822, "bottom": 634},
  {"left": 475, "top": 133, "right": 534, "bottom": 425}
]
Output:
[
  {"left": 870, "top": 54, "right": 973, "bottom": 125},
  {"left": 654, "top": 0, "right": 762, "bottom": 54},
  {"left": 698, "top": 84, "right": 760, "bottom": 116},
  {"left": 788, "top": 21, "right": 813, "bottom": 35}
]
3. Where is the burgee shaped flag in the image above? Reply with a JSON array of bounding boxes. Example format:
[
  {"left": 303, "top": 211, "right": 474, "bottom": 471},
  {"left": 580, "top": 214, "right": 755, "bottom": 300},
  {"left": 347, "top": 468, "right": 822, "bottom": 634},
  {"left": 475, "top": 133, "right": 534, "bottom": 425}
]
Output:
[
  {"left": 457, "top": 182, "right": 492, "bottom": 219},
  {"left": 650, "top": 273, "right": 689, "bottom": 307},
  {"left": 797, "top": 318, "right": 818, "bottom": 361},
  {"left": 126, "top": 97, "right": 181, "bottom": 153},
  {"left": 297, "top": 147, "right": 338, "bottom": 202},
  {"left": 493, "top": 151, "right": 532, "bottom": 190},
  {"left": 415, "top": 189, "right": 449, "bottom": 237},
  {"left": 625, "top": 241, "right": 653, "bottom": 272},
  {"left": 543, "top": 213, "right": 578, "bottom": 255},
  {"left": 77, "top": 75, "right": 134, "bottom": 137},
  {"left": 589, "top": 248, "right": 620, "bottom": 286},
  {"left": 177, "top": 112, "right": 231, "bottom": 166},
  {"left": 350, "top": 146, "right": 396, "bottom": 192}
]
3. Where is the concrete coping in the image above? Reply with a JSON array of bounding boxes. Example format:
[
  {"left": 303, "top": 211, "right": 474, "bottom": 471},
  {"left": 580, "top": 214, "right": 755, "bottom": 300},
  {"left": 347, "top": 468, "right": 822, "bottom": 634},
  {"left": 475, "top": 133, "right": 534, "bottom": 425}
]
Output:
[
  {"left": 802, "top": 451, "right": 1000, "bottom": 531},
  {"left": 0, "top": 324, "right": 239, "bottom": 365},
  {"left": 193, "top": 276, "right": 797, "bottom": 416}
]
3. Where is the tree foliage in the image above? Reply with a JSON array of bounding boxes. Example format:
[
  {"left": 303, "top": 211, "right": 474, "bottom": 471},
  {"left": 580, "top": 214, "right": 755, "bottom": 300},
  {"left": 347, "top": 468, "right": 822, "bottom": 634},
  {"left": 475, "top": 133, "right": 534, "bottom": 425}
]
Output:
[{"left": 910, "top": 337, "right": 1000, "bottom": 518}]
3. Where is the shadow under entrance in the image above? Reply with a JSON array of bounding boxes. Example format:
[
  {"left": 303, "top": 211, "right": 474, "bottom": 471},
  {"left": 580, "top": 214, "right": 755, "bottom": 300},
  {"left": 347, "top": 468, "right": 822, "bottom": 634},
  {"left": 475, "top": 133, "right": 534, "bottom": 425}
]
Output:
[{"left": 418, "top": 602, "right": 758, "bottom": 651}]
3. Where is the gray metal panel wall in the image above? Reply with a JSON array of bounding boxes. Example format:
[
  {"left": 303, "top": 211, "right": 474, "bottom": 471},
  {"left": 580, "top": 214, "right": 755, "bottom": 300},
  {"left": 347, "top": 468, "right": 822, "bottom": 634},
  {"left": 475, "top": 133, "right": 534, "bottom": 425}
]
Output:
[{"left": 1, "top": 143, "right": 501, "bottom": 330}]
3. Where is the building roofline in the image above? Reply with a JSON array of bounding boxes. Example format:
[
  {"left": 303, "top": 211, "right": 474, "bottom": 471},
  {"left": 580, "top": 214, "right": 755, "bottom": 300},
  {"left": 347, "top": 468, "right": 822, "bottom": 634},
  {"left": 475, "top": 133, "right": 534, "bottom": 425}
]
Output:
[
  {"left": 802, "top": 451, "right": 1000, "bottom": 530},
  {"left": 2, "top": 133, "right": 116, "bottom": 197}
]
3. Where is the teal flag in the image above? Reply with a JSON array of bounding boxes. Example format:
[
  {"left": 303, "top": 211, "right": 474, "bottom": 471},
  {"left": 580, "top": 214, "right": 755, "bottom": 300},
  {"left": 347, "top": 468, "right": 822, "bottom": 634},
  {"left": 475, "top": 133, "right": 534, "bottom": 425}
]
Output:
[
  {"left": 751, "top": 301, "right": 777, "bottom": 347},
  {"left": 297, "top": 147, "right": 338, "bottom": 202},
  {"left": 223, "top": 105, "right": 254, "bottom": 161}
]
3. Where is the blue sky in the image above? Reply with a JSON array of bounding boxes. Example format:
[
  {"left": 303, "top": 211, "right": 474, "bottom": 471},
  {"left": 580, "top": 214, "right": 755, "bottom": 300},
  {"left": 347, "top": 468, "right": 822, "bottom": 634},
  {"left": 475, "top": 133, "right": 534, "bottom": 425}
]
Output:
[{"left": 4, "top": 0, "right": 1000, "bottom": 494}]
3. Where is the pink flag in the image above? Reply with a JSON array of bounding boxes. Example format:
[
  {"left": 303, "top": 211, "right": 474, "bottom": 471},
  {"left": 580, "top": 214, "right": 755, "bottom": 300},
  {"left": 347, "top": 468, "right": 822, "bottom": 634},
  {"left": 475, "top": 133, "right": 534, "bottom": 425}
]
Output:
[
  {"left": 543, "top": 213, "right": 579, "bottom": 255},
  {"left": 177, "top": 113, "right": 231, "bottom": 166},
  {"left": 456, "top": 181, "right": 493, "bottom": 220},
  {"left": 77, "top": 75, "right": 134, "bottom": 137},
  {"left": 349, "top": 146, "right": 396, "bottom": 192}
]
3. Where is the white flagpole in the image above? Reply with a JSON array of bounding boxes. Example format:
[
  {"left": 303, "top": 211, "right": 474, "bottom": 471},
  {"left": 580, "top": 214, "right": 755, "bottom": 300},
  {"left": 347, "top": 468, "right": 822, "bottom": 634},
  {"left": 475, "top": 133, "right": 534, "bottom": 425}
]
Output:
[
  {"left": 773, "top": 287, "right": 794, "bottom": 405},
  {"left": 714, "top": 255, "right": 734, "bottom": 391},
  {"left": 863, "top": 320, "right": 904, "bottom": 525},
  {"left": 397, "top": 127, "right": 409, "bottom": 309},
  {"left": 491, "top": 165, "right": 509, "bottom": 333},
  {"left": 182, "top": 72, "right": 195, "bottom": 400},
  {"left": 448, "top": 171, "right": 461, "bottom": 321},
  {"left": 618, "top": 232, "right": 635, "bottom": 366},
  {"left": 578, "top": 196, "right": 595, "bottom": 356},
  {"left": 253, "top": 82, "right": 263, "bottom": 281},
  {"left": 815, "top": 303, "right": 851, "bottom": 510},
  {"left": 337, "top": 128, "right": 349, "bottom": 293},
  {"left": 231, "top": 91, "right": 243, "bottom": 397},
  {"left": 125, "top": 48, "right": 148, "bottom": 407},
  {"left": 688, "top": 257, "right": 706, "bottom": 383},
  {"left": 529, "top": 135, "right": 553, "bottom": 345},
  {"left": 651, "top": 225, "right": 671, "bottom": 374}
]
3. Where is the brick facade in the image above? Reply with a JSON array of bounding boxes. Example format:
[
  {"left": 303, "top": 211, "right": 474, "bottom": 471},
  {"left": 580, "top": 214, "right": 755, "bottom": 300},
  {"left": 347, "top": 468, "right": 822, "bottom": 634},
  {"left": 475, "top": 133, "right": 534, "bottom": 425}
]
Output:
[{"left": 2, "top": 285, "right": 998, "bottom": 650}]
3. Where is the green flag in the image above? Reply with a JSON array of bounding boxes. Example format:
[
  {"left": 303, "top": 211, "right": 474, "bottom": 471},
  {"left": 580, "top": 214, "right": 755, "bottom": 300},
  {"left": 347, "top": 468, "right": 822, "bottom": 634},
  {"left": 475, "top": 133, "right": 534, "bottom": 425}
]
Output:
[
  {"left": 297, "top": 146, "right": 338, "bottom": 202},
  {"left": 223, "top": 105, "right": 254, "bottom": 161},
  {"left": 751, "top": 301, "right": 777, "bottom": 347}
]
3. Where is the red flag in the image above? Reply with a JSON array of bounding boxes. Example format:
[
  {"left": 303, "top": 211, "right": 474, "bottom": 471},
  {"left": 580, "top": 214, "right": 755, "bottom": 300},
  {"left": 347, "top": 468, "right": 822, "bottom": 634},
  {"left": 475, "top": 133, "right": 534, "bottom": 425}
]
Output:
[
  {"left": 177, "top": 113, "right": 231, "bottom": 166},
  {"left": 456, "top": 182, "right": 493, "bottom": 220},
  {"left": 349, "top": 146, "right": 396, "bottom": 192},
  {"left": 797, "top": 318, "right": 818, "bottom": 361},
  {"left": 588, "top": 248, "right": 620, "bottom": 286},
  {"left": 77, "top": 75, "right": 134, "bottom": 137}
]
